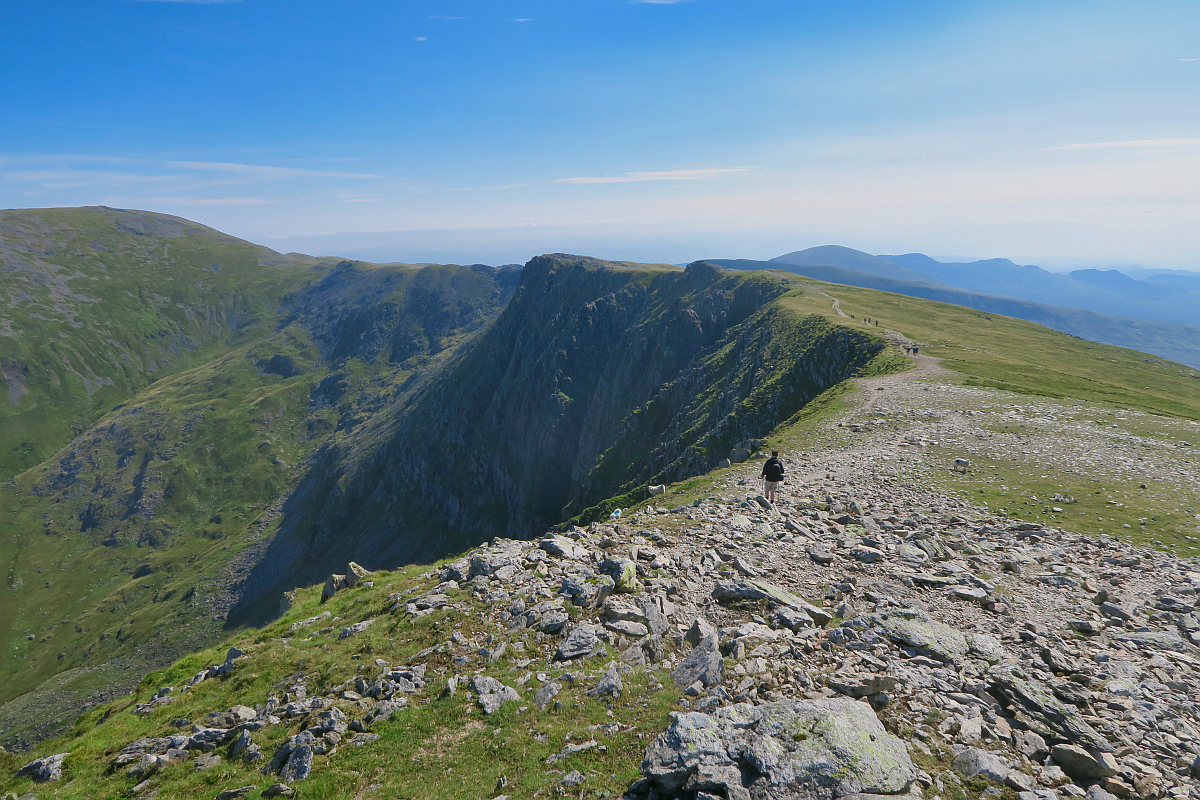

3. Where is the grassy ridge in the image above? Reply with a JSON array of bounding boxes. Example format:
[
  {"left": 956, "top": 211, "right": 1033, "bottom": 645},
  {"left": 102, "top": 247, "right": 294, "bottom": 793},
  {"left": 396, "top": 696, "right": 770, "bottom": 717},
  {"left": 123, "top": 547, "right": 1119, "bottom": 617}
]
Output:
[{"left": 775, "top": 280, "right": 1200, "bottom": 420}]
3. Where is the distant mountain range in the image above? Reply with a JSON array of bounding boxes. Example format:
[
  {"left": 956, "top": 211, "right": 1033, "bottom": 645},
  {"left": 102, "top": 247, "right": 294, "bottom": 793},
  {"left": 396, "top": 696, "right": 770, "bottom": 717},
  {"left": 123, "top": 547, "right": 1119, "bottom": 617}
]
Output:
[
  {"left": 770, "top": 246, "right": 1200, "bottom": 327},
  {"left": 708, "top": 247, "right": 1200, "bottom": 368}
]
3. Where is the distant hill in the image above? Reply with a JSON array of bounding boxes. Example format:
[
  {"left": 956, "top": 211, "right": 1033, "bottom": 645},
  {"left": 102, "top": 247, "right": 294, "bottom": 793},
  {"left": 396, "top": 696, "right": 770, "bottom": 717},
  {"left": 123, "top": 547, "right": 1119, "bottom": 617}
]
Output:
[
  {"left": 708, "top": 258, "right": 1200, "bottom": 369},
  {"left": 877, "top": 251, "right": 1200, "bottom": 326},
  {"left": 1146, "top": 272, "right": 1200, "bottom": 292},
  {"left": 770, "top": 245, "right": 951, "bottom": 286}
]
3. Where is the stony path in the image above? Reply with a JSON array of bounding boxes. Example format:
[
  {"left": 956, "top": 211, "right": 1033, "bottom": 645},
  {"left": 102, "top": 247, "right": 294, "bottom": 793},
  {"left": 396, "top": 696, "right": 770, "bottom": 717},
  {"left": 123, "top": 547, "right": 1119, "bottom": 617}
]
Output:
[{"left": 726, "top": 349, "right": 1200, "bottom": 548}]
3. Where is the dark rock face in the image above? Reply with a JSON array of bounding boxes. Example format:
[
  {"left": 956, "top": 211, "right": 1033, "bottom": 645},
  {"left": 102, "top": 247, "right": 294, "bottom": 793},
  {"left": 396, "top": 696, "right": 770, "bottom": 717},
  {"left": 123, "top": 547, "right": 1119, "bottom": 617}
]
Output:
[{"left": 235, "top": 256, "right": 881, "bottom": 623}]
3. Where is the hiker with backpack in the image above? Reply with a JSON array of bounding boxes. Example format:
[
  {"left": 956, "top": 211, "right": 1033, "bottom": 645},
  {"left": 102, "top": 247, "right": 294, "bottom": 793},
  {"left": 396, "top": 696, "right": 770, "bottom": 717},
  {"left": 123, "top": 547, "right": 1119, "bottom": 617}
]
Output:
[{"left": 761, "top": 450, "right": 784, "bottom": 504}]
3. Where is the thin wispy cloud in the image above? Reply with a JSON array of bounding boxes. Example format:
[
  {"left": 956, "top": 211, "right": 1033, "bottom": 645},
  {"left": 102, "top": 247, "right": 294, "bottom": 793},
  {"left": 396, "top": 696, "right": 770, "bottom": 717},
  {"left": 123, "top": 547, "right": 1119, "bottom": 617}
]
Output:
[
  {"left": 554, "top": 167, "right": 754, "bottom": 184},
  {"left": 430, "top": 15, "right": 465, "bottom": 20},
  {"left": 165, "top": 160, "right": 380, "bottom": 179},
  {"left": 512, "top": 19, "right": 532, "bottom": 22},
  {"left": 1181, "top": 58, "right": 1200, "bottom": 62},
  {"left": 446, "top": 183, "right": 529, "bottom": 192},
  {"left": 0, "top": 169, "right": 183, "bottom": 187},
  {"left": 1050, "top": 138, "right": 1200, "bottom": 150},
  {"left": 415, "top": 36, "right": 428, "bottom": 41},
  {"left": 112, "top": 197, "right": 275, "bottom": 206}
]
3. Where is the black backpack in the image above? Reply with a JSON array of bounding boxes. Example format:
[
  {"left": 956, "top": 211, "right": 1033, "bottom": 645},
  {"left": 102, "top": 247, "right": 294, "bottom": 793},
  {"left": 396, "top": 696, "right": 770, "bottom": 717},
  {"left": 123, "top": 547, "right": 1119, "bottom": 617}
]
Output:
[{"left": 763, "top": 458, "right": 784, "bottom": 482}]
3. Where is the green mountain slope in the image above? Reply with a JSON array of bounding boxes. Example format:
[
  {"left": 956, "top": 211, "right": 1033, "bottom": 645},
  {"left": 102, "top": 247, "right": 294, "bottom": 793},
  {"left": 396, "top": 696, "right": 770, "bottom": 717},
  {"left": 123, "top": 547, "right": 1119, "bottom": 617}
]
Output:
[
  {"left": 4, "top": 208, "right": 1198, "bottom": 759},
  {"left": 0, "top": 207, "right": 321, "bottom": 481},
  {"left": 0, "top": 218, "right": 521, "bottom": 748}
]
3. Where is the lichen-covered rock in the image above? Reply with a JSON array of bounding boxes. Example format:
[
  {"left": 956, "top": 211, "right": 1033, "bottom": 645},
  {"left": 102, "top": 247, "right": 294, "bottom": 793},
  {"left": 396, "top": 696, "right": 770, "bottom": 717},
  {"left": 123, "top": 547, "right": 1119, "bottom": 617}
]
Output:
[
  {"left": 344, "top": 561, "right": 371, "bottom": 587},
  {"left": 635, "top": 698, "right": 915, "bottom": 800},
  {"left": 562, "top": 572, "right": 615, "bottom": 608},
  {"left": 600, "top": 557, "right": 641, "bottom": 593},
  {"left": 320, "top": 574, "right": 346, "bottom": 604}
]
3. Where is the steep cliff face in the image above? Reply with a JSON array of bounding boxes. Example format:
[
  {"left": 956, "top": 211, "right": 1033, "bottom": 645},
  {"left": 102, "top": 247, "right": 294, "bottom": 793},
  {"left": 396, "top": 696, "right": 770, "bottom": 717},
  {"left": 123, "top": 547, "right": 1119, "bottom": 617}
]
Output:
[{"left": 232, "top": 256, "right": 883, "bottom": 622}]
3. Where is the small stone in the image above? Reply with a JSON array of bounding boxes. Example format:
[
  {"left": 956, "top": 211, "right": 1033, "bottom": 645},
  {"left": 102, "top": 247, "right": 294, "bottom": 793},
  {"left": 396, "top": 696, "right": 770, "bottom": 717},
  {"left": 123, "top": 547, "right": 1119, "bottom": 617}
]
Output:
[
  {"left": 535, "top": 681, "right": 562, "bottom": 711},
  {"left": 671, "top": 637, "right": 723, "bottom": 688},
  {"left": 194, "top": 752, "right": 222, "bottom": 770},
  {"left": 557, "top": 624, "right": 600, "bottom": 660},
  {"left": 604, "top": 618, "right": 648, "bottom": 638},
  {"left": 1051, "top": 743, "right": 1119, "bottom": 780},
  {"left": 262, "top": 785, "right": 295, "bottom": 799},
  {"left": 559, "top": 770, "right": 587, "bottom": 787},
  {"left": 215, "top": 787, "right": 256, "bottom": 800},
  {"left": 338, "top": 619, "right": 374, "bottom": 639},
  {"left": 952, "top": 747, "right": 1011, "bottom": 783},
  {"left": 852, "top": 546, "right": 885, "bottom": 563},
  {"left": 586, "top": 663, "right": 624, "bottom": 699},
  {"left": 685, "top": 617, "right": 718, "bottom": 647}
]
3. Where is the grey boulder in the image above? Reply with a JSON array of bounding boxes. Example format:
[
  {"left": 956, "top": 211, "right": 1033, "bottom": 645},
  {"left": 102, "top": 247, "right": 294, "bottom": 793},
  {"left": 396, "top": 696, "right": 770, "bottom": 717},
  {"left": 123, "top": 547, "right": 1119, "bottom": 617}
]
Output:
[
  {"left": 636, "top": 698, "right": 915, "bottom": 800},
  {"left": 557, "top": 623, "right": 601, "bottom": 660},
  {"left": 671, "top": 637, "right": 724, "bottom": 688},
  {"left": 16, "top": 752, "right": 68, "bottom": 783},
  {"left": 952, "top": 747, "right": 1011, "bottom": 783}
]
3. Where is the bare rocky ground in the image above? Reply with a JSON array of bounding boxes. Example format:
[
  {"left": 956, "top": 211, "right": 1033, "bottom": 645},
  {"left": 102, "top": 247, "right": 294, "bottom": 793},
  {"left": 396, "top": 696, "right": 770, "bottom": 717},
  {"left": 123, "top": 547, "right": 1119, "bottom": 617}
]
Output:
[{"left": 12, "top": 353, "right": 1200, "bottom": 800}]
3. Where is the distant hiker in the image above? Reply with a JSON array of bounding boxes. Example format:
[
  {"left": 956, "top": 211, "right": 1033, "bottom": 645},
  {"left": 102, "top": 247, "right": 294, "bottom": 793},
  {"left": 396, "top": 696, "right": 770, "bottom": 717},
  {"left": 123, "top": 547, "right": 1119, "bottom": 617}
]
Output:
[
  {"left": 912, "top": 346, "right": 919, "bottom": 355},
  {"left": 761, "top": 450, "right": 784, "bottom": 503}
]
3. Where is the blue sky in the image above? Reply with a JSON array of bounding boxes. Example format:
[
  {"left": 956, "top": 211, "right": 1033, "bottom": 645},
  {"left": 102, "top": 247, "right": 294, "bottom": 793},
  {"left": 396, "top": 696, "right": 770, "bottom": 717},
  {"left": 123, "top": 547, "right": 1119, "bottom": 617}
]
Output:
[{"left": 2, "top": 0, "right": 1198, "bottom": 266}]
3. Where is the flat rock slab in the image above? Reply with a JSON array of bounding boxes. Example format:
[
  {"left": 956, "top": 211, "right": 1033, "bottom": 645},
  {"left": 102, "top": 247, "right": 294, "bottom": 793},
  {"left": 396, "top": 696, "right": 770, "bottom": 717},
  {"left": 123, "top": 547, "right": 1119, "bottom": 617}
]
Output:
[
  {"left": 1112, "top": 630, "right": 1192, "bottom": 652},
  {"left": 849, "top": 609, "right": 1005, "bottom": 665},
  {"left": 637, "top": 698, "right": 915, "bottom": 800},
  {"left": 712, "top": 579, "right": 831, "bottom": 626},
  {"left": 989, "top": 664, "right": 1113, "bottom": 755}
]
